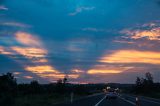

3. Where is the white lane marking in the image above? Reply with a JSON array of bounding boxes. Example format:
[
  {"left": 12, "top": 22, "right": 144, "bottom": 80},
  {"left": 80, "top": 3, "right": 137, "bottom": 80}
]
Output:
[
  {"left": 94, "top": 95, "right": 106, "bottom": 106},
  {"left": 124, "top": 94, "right": 160, "bottom": 105},
  {"left": 119, "top": 96, "right": 136, "bottom": 106}
]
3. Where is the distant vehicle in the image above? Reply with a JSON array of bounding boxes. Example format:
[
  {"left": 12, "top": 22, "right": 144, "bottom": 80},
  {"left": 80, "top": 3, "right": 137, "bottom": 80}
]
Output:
[{"left": 106, "top": 91, "right": 118, "bottom": 99}]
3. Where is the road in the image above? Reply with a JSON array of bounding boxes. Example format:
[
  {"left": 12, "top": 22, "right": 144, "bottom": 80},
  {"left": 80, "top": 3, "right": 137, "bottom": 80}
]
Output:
[{"left": 55, "top": 93, "right": 160, "bottom": 106}]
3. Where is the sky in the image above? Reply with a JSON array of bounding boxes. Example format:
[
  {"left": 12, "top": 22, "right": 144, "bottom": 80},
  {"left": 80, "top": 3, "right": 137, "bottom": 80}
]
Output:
[{"left": 0, "top": 0, "right": 160, "bottom": 83}]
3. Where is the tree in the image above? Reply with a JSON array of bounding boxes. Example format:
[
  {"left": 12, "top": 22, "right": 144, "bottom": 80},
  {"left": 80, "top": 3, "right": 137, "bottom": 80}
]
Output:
[
  {"left": 63, "top": 77, "right": 67, "bottom": 84},
  {"left": 30, "top": 80, "right": 39, "bottom": 86},
  {"left": 56, "top": 79, "right": 64, "bottom": 93},
  {"left": 56, "top": 77, "right": 68, "bottom": 93},
  {"left": 30, "top": 80, "right": 41, "bottom": 94},
  {"left": 0, "top": 72, "right": 17, "bottom": 93},
  {"left": 136, "top": 77, "right": 141, "bottom": 86},
  {"left": 135, "top": 72, "right": 154, "bottom": 94},
  {"left": 57, "top": 79, "right": 63, "bottom": 85},
  {"left": 0, "top": 73, "right": 17, "bottom": 105},
  {"left": 145, "top": 72, "right": 153, "bottom": 84},
  {"left": 135, "top": 77, "right": 143, "bottom": 93}
]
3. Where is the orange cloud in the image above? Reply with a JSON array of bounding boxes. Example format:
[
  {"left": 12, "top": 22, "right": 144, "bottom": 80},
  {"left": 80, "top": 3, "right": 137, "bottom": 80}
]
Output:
[
  {"left": 25, "top": 65, "right": 79, "bottom": 80},
  {"left": 0, "top": 46, "right": 13, "bottom": 55},
  {"left": 131, "top": 29, "right": 160, "bottom": 40},
  {"left": 15, "top": 32, "right": 42, "bottom": 47},
  {"left": 121, "top": 27, "right": 160, "bottom": 40},
  {"left": 25, "top": 65, "right": 59, "bottom": 74},
  {"left": 72, "top": 69, "right": 84, "bottom": 73},
  {"left": 40, "top": 73, "right": 79, "bottom": 79},
  {"left": 87, "top": 65, "right": 133, "bottom": 75},
  {"left": 87, "top": 69, "right": 122, "bottom": 74},
  {"left": 11, "top": 46, "right": 47, "bottom": 58},
  {"left": 32, "top": 59, "right": 48, "bottom": 63},
  {"left": 0, "top": 46, "right": 48, "bottom": 64},
  {"left": 13, "top": 72, "right": 21, "bottom": 75},
  {"left": 100, "top": 50, "right": 160, "bottom": 65},
  {"left": 23, "top": 76, "right": 33, "bottom": 79},
  {"left": 13, "top": 32, "right": 49, "bottom": 63}
]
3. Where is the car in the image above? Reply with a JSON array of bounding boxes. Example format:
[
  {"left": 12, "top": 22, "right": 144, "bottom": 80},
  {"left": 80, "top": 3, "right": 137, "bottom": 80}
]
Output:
[{"left": 106, "top": 92, "right": 118, "bottom": 99}]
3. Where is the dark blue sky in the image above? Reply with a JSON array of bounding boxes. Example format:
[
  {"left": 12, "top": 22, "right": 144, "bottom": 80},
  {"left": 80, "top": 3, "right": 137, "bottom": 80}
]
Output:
[{"left": 0, "top": 0, "right": 160, "bottom": 83}]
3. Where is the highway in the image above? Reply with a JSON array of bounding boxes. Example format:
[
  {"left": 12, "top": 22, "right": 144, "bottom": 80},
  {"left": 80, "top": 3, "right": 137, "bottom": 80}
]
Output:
[{"left": 55, "top": 93, "right": 160, "bottom": 106}]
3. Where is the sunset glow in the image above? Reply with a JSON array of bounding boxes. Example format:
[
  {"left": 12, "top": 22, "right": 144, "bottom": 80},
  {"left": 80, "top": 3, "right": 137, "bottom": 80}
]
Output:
[
  {"left": 25, "top": 65, "right": 59, "bottom": 74},
  {"left": 40, "top": 73, "right": 79, "bottom": 79},
  {"left": 0, "top": 46, "right": 14, "bottom": 55},
  {"left": 87, "top": 69, "right": 122, "bottom": 74},
  {"left": 11, "top": 47, "right": 47, "bottom": 58},
  {"left": 100, "top": 50, "right": 160, "bottom": 65},
  {"left": 121, "top": 27, "right": 160, "bottom": 41},
  {"left": 15, "top": 32, "right": 42, "bottom": 47},
  {"left": 23, "top": 76, "right": 33, "bottom": 79}
]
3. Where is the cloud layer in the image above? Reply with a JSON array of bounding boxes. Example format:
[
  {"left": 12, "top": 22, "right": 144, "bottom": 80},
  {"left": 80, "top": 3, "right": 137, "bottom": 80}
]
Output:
[{"left": 1, "top": 0, "right": 160, "bottom": 83}]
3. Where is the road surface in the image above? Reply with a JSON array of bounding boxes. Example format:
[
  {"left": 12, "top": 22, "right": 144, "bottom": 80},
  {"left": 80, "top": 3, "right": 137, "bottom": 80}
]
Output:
[{"left": 55, "top": 93, "right": 160, "bottom": 106}]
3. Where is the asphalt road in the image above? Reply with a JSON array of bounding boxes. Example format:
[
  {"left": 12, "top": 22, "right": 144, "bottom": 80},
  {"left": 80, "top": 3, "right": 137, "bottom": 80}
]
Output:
[{"left": 55, "top": 93, "right": 160, "bottom": 106}]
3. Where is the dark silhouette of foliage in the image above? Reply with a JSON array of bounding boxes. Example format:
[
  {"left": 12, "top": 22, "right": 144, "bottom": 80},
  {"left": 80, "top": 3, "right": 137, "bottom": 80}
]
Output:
[
  {"left": 135, "top": 72, "right": 155, "bottom": 94},
  {"left": 29, "top": 80, "right": 43, "bottom": 94},
  {"left": 0, "top": 73, "right": 17, "bottom": 106},
  {"left": 0, "top": 73, "right": 17, "bottom": 92},
  {"left": 136, "top": 77, "right": 141, "bottom": 86},
  {"left": 63, "top": 77, "right": 67, "bottom": 84},
  {"left": 145, "top": 72, "right": 153, "bottom": 84},
  {"left": 55, "top": 77, "right": 68, "bottom": 93}
]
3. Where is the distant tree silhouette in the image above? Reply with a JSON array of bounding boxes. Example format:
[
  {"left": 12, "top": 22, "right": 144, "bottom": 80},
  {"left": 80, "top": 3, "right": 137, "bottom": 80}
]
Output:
[
  {"left": 135, "top": 72, "right": 154, "bottom": 94},
  {"left": 145, "top": 72, "right": 153, "bottom": 84},
  {"left": 0, "top": 72, "right": 17, "bottom": 93},
  {"left": 56, "top": 79, "right": 64, "bottom": 93},
  {"left": 63, "top": 77, "right": 67, "bottom": 84},
  {"left": 57, "top": 79, "right": 63, "bottom": 85},
  {"left": 30, "top": 80, "right": 39, "bottom": 86},
  {"left": 135, "top": 77, "right": 142, "bottom": 93},
  {"left": 0, "top": 73, "right": 17, "bottom": 106},
  {"left": 55, "top": 77, "right": 68, "bottom": 93},
  {"left": 136, "top": 77, "right": 141, "bottom": 86},
  {"left": 29, "top": 80, "right": 42, "bottom": 94}
]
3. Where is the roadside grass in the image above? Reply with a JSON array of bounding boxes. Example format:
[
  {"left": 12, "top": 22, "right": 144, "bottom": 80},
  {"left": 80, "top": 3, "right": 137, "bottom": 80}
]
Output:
[
  {"left": 14, "top": 93, "right": 70, "bottom": 106},
  {"left": 13, "top": 93, "right": 90, "bottom": 106},
  {"left": 142, "top": 92, "right": 160, "bottom": 99}
]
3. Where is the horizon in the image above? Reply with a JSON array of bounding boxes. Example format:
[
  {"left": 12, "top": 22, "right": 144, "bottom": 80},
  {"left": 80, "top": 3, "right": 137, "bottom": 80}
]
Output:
[{"left": 1, "top": 0, "right": 160, "bottom": 84}]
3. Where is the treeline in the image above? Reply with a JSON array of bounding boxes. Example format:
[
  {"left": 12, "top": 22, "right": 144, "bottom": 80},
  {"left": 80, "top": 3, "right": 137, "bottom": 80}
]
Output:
[
  {"left": 134, "top": 72, "right": 160, "bottom": 95},
  {"left": 0, "top": 73, "right": 105, "bottom": 106}
]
